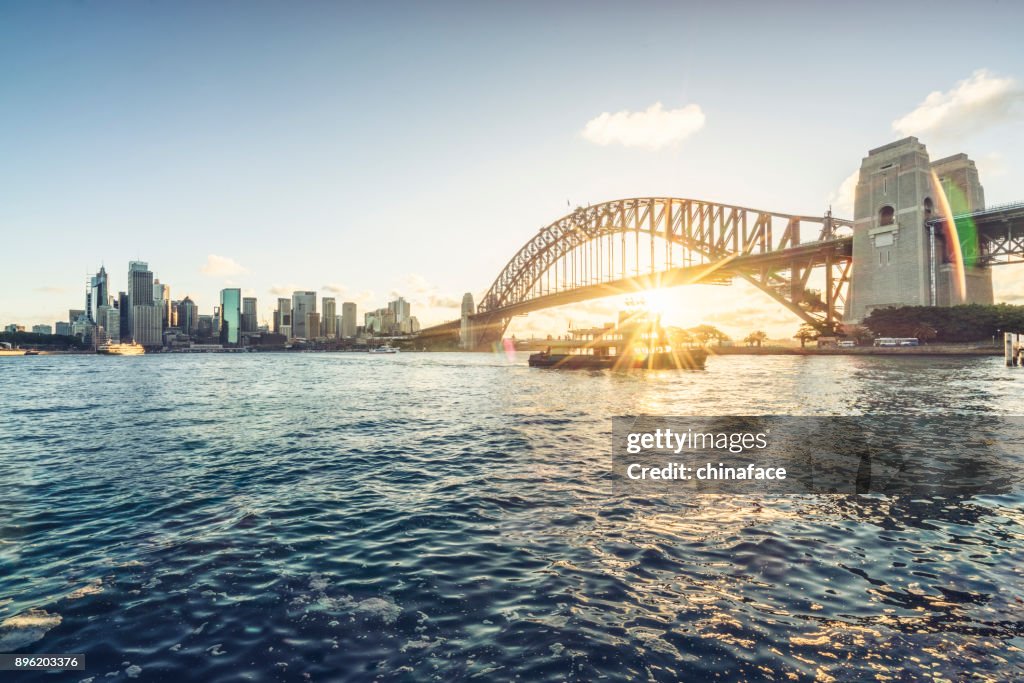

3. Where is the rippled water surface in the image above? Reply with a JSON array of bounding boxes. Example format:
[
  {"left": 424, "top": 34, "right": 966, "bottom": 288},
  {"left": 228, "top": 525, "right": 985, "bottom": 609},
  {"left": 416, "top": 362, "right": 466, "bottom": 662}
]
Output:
[{"left": 1, "top": 352, "right": 1023, "bottom": 681}]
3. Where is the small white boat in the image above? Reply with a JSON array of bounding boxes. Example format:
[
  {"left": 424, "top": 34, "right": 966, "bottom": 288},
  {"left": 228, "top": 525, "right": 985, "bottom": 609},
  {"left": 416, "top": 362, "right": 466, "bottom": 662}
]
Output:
[{"left": 368, "top": 345, "right": 399, "bottom": 354}]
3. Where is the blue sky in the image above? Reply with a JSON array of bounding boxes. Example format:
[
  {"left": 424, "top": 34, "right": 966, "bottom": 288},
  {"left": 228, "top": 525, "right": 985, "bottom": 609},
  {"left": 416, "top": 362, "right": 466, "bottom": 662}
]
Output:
[{"left": 2, "top": 1, "right": 1023, "bottom": 337}]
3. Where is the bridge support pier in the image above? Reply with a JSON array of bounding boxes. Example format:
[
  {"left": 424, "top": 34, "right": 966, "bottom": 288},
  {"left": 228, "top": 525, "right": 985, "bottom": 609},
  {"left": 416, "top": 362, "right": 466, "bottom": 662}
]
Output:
[{"left": 848, "top": 137, "right": 993, "bottom": 322}]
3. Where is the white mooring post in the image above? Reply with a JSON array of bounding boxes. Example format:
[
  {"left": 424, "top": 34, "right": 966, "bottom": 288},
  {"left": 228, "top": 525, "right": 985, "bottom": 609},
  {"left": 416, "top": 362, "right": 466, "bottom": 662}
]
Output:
[{"left": 1008, "top": 332, "right": 1018, "bottom": 367}]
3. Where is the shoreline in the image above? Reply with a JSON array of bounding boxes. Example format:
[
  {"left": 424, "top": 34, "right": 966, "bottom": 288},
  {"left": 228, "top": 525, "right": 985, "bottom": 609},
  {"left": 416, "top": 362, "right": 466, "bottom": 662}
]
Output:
[{"left": 0, "top": 345, "right": 1004, "bottom": 357}]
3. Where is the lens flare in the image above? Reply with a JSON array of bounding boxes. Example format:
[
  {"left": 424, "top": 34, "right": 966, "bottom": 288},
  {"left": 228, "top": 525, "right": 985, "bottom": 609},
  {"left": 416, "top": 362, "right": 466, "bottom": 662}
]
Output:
[{"left": 930, "top": 170, "right": 966, "bottom": 303}]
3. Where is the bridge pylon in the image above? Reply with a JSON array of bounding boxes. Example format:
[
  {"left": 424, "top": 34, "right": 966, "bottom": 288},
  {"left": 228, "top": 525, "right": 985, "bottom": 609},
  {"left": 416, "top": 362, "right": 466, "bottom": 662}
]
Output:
[{"left": 848, "top": 137, "right": 993, "bottom": 321}]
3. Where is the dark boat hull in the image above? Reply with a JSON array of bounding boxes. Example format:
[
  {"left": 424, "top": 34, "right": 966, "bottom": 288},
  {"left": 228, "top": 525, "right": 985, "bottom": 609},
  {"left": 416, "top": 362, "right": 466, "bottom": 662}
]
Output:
[{"left": 528, "top": 350, "right": 707, "bottom": 370}]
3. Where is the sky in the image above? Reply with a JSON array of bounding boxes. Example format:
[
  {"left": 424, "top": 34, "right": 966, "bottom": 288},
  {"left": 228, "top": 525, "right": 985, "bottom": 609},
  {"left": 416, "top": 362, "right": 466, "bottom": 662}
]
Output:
[{"left": 2, "top": 0, "right": 1023, "bottom": 340}]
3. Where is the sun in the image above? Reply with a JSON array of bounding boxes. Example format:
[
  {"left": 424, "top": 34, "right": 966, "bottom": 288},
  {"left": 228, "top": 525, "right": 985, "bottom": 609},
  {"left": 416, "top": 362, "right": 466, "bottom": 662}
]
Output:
[{"left": 638, "top": 288, "right": 674, "bottom": 318}]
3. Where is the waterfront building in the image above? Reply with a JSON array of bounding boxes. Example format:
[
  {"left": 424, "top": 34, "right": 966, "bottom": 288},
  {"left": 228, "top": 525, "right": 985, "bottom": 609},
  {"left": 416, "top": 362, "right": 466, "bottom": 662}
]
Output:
[
  {"left": 460, "top": 292, "right": 475, "bottom": 349},
  {"left": 55, "top": 322, "right": 72, "bottom": 336},
  {"left": 5, "top": 323, "right": 25, "bottom": 333},
  {"left": 102, "top": 306, "right": 121, "bottom": 344},
  {"left": 88, "top": 266, "right": 108, "bottom": 324},
  {"left": 127, "top": 261, "right": 154, "bottom": 341},
  {"left": 31, "top": 324, "right": 52, "bottom": 335},
  {"left": 341, "top": 302, "right": 357, "bottom": 338},
  {"left": 322, "top": 298, "right": 337, "bottom": 337},
  {"left": 117, "top": 293, "right": 128, "bottom": 341},
  {"left": 69, "top": 309, "right": 85, "bottom": 325},
  {"left": 274, "top": 298, "right": 291, "bottom": 334},
  {"left": 388, "top": 297, "right": 410, "bottom": 325},
  {"left": 306, "top": 312, "right": 321, "bottom": 340},
  {"left": 220, "top": 288, "right": 242, "bottom": 346},
  {"left": 132, "top": 304, "right": 162, "bottom": 347},
  {"left": 280, "top": 324, "right": 291, "bottom": 339},
  {"left": 71, "top": 317, "right": 95, "bottom": 346},
  {"left": 242, "top": 297, "right": 258, "bottom": 333},
  {"left": 178, "top": 297, "right": 198, "bottom": 337},
  {"left": 291, "top": 291, "right": 316, "bottom": 339},
  {"left": 364, "top": 310, "right": 380, "bottom": 334},
  {"left": 196, "top": 315, "right": 213, "bottom": 341},
  {"left": 153, "top": 280, "right": 172, "bottom": 330},
  {"left": 400, "top": 317, "right": 421, "bottom": 335}
]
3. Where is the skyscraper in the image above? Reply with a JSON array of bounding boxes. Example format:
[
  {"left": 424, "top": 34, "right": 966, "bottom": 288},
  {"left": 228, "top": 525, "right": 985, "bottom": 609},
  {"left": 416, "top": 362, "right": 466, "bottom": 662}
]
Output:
[
  {"left": 291, "top": 291, "right": 316, "bottom": 339},
  {"left": 341, "top": 302, "right": 357, "bottom": 338},
  {"left": 460, "top": 292, "right": 475, "bottom": 349},
  {"left": 178, "top": 297, "right": 198, "bottom": 337},
  {"left": 274, "top": 298, "right": 291, "bottom": 334},
  {"left": 127, "top": 261, "right": 154, "bottom": 341},
  {"left": 242, "top": 297, "right": 258, "bottom": 333},
  {"left": 220, "top": 288, "right": 242, "bottom": 346},
  {"left": 88, "top": 266, "right": 108, "bottom": 324},
  {"left": 322, "top": 298, "right": 337, "bottom": 337},
  {"left": 388, "top": 297, "right": 410, "bottom": 325},
  {"left": 306, "top": 312, "right": 321, "bottom": 340},
  {"left": 132, "top": 304, "right": 161, "bottom": 347},
  {"left": 153, "top": 279, "right": 171, "bottom": 330},
  {"left": 118, "top": 292, "right": 129, "bottom": 341}
]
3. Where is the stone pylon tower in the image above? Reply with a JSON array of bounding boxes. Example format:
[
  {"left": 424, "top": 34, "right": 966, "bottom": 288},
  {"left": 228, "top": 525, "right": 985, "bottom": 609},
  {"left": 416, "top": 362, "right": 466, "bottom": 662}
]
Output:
[{"left": 848, "top": 137, "right": 993, "bottom": 322}]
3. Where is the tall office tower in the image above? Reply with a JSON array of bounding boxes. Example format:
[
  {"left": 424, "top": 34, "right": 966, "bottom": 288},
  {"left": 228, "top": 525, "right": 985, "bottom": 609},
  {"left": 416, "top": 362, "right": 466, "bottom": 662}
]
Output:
[
  {"left": 178, "top": 297, "right": 198, "bottom": 337},
  {"left": 88, "top": 266, "right": 108, "bottom": 323},
  {"left": 127, "top": 261, "right": 154, "bottom": 341},
  {"left": 388, "top": 297, "right": 410, "bottom": 325},
  {"left": 153, "top": 280, "right": 171, "bottom": 330},
  {"left": 291, "top": 291, "right": 316, "bottom": 339},
  {"left": 306, "top": 312, "right": 321, "bottom": 340},
  {"left": 341, "top": 302, "right": 357, "bottom": 338},
  {"left": 132, "top": 304, "right": 162, "bottom": 347},
  {"left": 322, "top": 298, "right": 337, "bottom": 337},
  {"left": 117, "top": 292, "right": 129, "bottom": 341},
  {"left": 460, "top": 292, "right": 475, "bottom": 349},
  {"left": 103, "top": 306, "right": 120, "bottom": 344},
  {"left": 197, "top": 315, "right": 213, "bottom": 340},
  {"left": 220, "top": 289, "right": 242, "bottom": 346},
  {"left": 274, "top": 298, "right": 291, "bottom": 334},
  {"left": 242, "top": 297, "right": 258, "bottom": 333},
  {"left": 380, "top": 308, "right": 396, "bottom": 334}
]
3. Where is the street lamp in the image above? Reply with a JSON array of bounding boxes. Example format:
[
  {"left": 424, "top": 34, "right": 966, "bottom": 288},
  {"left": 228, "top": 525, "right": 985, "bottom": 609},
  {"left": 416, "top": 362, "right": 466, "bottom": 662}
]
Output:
[{"left": 996, "top": 329, "right": 1001, "bottom": 347}]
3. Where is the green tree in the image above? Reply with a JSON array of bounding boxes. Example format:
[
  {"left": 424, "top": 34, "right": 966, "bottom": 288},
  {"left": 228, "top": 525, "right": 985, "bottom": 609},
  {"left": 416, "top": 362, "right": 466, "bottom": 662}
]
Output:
[
  {"left": 744, "top": 330, "right": 768, "bottom": 347},
  {"left": 794, "top": 324, "right": 819, "bottom": 348},
  {"left": 688, "top": 324, "right": 730, "bottom": 347}
]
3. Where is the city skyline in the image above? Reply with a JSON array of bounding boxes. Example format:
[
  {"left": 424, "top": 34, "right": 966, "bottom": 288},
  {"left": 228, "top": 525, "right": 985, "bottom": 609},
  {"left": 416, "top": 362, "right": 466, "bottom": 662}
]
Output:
[{"left": 3, "top": 1, "right": 1024, "bottom": 339}]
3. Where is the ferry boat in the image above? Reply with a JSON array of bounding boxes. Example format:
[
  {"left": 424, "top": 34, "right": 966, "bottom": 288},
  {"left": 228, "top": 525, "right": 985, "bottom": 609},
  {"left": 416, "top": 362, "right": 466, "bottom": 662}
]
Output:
[
  {"left": 97, "top": 342, "right": 146, "bottom": 356},
  {"left": 368, "top": 344, "right": 399, "bottom": 354},
  {"left": 528, "top": 311, "right": 707, "bottom": 370}
]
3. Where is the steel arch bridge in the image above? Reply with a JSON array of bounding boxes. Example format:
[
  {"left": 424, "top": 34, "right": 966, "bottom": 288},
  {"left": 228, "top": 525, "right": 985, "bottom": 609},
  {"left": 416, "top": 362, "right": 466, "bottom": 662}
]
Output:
[{"left": 420, "top": 197, "right": 855, "bottom": 351}]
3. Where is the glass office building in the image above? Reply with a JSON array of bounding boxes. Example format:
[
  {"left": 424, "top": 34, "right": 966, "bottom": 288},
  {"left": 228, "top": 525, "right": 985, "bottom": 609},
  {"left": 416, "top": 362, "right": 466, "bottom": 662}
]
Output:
[{"left": 220, "top": 288, "right": 242, "bottom": 346}]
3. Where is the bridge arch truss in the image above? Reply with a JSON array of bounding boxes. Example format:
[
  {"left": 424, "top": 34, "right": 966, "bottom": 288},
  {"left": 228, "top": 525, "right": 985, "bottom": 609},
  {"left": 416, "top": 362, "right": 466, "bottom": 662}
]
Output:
[{"left": 466, "top": 198, "right": 853, "bottom": 349}]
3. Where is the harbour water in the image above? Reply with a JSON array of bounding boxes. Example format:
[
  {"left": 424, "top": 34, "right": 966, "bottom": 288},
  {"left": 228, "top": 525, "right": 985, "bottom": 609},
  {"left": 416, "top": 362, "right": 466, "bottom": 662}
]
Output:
[{"left": 1, "top": 353, "right": 1022, "bottom": 681}]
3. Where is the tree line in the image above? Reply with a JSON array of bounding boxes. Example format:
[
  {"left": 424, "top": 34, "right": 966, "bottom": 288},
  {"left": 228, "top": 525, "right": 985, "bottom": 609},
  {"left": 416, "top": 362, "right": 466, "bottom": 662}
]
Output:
[{"left": 862, "top": 304, "right": 1024, "bottom": 343}]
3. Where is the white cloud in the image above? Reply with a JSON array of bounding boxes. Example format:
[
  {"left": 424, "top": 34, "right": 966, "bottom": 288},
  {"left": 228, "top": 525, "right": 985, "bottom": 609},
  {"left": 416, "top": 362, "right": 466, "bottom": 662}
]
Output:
[
  {"left": 976, "top": 152, "right": 1007, "bottom": 179},
  {"left": 322, "top": 283, "right": 348, "bottom": 295},
  {"left": 581, "top": 102, "right": 706, "bottom": 150},
  {"left": 827, "top": 169, "right": 860, "bottom": 219},
  {"left": 892, "top": 69, "right": 1024, "bottom": 138},
  {"left": 200, "top": 254, "right": 248, "bottom": 277},
  {"left": 268, "top": 284, "right": 299, "bottom": 297}
]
